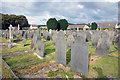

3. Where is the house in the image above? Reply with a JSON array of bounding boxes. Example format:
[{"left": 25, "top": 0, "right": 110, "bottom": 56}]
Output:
[
  {"left": 30, "top": 25, "right": 38, "bottom": 29},
  {"left": 97, "top": 22, "right": 117, "bottom": 29},
  {"left": 40, "top": 25, "right": 47, "bottom": 29},
  {"left": 67, "top": 24, "right": 89, "bottom": 31}
]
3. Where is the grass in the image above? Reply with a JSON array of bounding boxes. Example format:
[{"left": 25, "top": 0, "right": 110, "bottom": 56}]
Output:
[
  {"left": 88, "top": 57, "right": 118, "bottom": 78},
  {"left": 2, "top": 36, "right": 119, "bottom": 78},
  {"left": 0, "top": 38, "right": 9, "bottom": 43},
  {"left": 2, "top": 39, "right": 31, "bottom": 55},
  {"left": 4, "top": 53, "right": 40, "bottom": 70},
  {"left": 2, "top": 63, "right": 15, "bottom": 79}
]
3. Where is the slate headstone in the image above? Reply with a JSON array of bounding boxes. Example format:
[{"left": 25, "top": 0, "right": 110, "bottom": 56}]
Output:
[
  {"left": 86, "top": 31, "right": 91, "bottom": 42},
  {"left": 21, "top": 31, "right": 28, "bottom": 47},
  {"left": 71, "top": 36, "right": 89, "bottom": 77},
  {"left": 52, "top": 31, "right": 58, "bottom": 46},
  {"left": 55, "top": 30, "right": 66, "bottom": 66},
  {"left": 36, "top": 40, "right": 46, "bottom": 57},
  {"left": 91, "top": 31, "right": 101, "bottom": 47},
  {"left": 30, "top": 30, "right": 39, "bottom": 51},
  {"left": 95, "top": 37, "right": 111, "bottom": 56},
  {"left": 67, "top": 34, "right": 75, "bottom": 49}
]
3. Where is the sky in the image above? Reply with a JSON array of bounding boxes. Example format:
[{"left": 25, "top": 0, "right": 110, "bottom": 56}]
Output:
[{"left": 1, "top": 0, "right": 119, "bottom": 25}]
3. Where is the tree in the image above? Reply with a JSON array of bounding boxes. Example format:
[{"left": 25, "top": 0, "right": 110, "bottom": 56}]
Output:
[
  {"left": 91, "top": 22, "right": 97, "bottom": 30},
  {"left": 46, "top": 18, "right": 58, "bottom": 31},
  {"left": 58, "top": 19, "right": 68, "bottom": 30},
  {"left": 1, "top": 13, "right": 29, "bottom": 30}
]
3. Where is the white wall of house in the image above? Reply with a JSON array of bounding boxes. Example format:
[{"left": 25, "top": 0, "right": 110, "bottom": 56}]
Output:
[
  {"left": 84, "top": 25, "right": 89, "bottom": 29},
  {"left": 30, "top": 25, "right": 38, "bottom": 29}
]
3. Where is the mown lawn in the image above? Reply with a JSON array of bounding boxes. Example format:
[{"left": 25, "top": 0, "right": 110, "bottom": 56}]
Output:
[{"left": 2, "top": 36, "right": 119, "bottom": 78}]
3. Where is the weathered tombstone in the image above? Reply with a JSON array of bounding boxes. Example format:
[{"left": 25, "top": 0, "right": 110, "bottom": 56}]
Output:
[
  {"left": 67, "top": 34, "right": 75, "bottom": 49},
  {"left": 17, "top": 30, "right": 23, "bottom": 40},
  {"left": 107, "top": 31, "right": 115, "bottom": 41},
  {"left": 76, "top": 31, "right": 86, "bottom": 42},
  {"left": 115, "top": 30, "right": 120, "bottom": 46},
  {"left": 55, "top": 30, "right": 66, "bottom": 66},
  {"left": 71, "top": 36, "right": 89, "bottom": 77},
  {"left": 8, "top": 24, "right": 13, "bottom": 48},
  {"left": 21, "top": 31, "right": 28, "bottom": 47},
  {"left": 95, "top": 36, "right": 111, "bottom": 56},
  {"left": 36, "top": 40, "right": 46, "bottom": 57},
  {"left": 91, "top": 31, "right": 101, "bottom": 47},
  {"left": 86, "top": 31, "right": 91, "bottom": 42},
  {"left": 52, "top": 31, "right": 58, "bottom": 46},
  {"left": 30, "top": 30, "right": 39, "bottom": 51}
]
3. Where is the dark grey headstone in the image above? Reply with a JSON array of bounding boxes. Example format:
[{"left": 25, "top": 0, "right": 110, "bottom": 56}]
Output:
[
  {"left": 71, "top": 36, "right": 89, "bottom": 77},
  {"left": 55, "top": 30, "right": 66, "bottom": 66},
  {"left": 36, "top": 40, "right": 46, "bottom": 57}
]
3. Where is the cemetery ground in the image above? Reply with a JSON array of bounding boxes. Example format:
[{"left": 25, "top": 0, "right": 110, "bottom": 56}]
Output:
[{"left": 1, "top": 36, "right": 119, "bottom": 79}]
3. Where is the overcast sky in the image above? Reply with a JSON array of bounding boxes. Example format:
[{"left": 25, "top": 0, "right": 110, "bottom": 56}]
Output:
[{"left": 1, "top": 0, "right": 119, "bottom": 25}]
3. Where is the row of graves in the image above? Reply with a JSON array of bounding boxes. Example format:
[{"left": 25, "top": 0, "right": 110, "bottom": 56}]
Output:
[{"left": 1, "top": 25, "right": 120, "bottom": 78}]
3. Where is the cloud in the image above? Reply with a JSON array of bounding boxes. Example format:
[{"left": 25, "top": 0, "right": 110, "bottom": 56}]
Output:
[
  {"left": 1, "top": 2, "right": 118, "bottom": 25},
  {"left": 77, "top": 4, "right": 84, "bottom": 8}
]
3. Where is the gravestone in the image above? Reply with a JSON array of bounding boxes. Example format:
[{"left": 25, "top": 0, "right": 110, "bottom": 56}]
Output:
[
  {"left": 95, "top": 36, "right": 111, "bottom": 56},
  {"left": 8, "top": 24, "right": 13, "bottom": 48},
  {"left": 21, "top": 31, "right": 28, "bottom": 47},
  {"left": 17, "top": 30, "right": 23, "bottom": 40},
  {"left": 52, "top": 31, "right": 58, "bottom": 46},
  {"left": 55, "top": 30, "right": 66, "bottom": 66},
  {"left": 36, "top": 40, "right": 46, "bottom": 57},
  {"left": 76, "top": 31, "right": 86, "bottom": 42},
  {"left": 91, "top": 31, "right": 101, "bottom": 47},
  {"left": 115, "top": 30, "right": 120, "bottom": 46},
  {"left": 67, "top": 34, "right": 75, "bottom": 49},
  {"left": 71, "top": 36, "right": 89, "bottom": 77},
  {"left": 30, "top": 30, "right": 39, "bottom": 51},
  {"left": 107, "top": 31, "right": 115, "bottom": 41},
  {"left": 86, "top": 31, "right": 91, "bottom": 42}
]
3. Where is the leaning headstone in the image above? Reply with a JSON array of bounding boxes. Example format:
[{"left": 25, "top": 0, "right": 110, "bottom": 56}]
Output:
[
  {"left": 67, "top": 34, "right": 75, "bottom": 49},
  {"left": 30, "top": 30, "right": 39, "bottom": 51},
  {"left": 36, "top": 40, "right": 46, "bottom": 57},
  {"left": 71, "top": 36, "right": 89, "bottom": 77},
  {"left": 95, "top": 35, "right": 111, "bottom": 56},
  {"left": 55, "top": 30, "right": 66, "bottom": 66}
]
